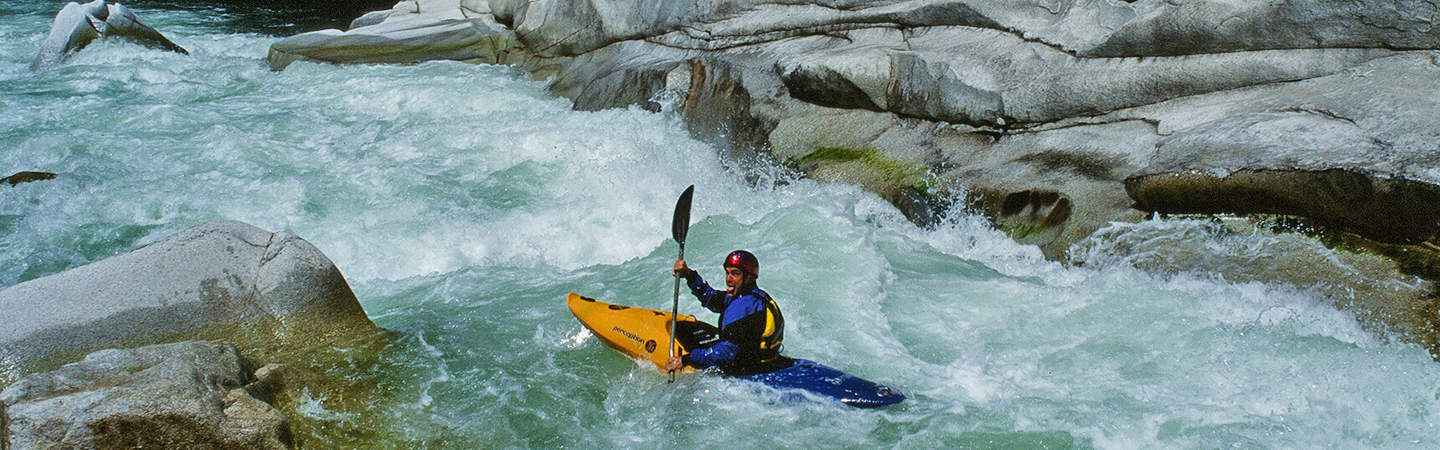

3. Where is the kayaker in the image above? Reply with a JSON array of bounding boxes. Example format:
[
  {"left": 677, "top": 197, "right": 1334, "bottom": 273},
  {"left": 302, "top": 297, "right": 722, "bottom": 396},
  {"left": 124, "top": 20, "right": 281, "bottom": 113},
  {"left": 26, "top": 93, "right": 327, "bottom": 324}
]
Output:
[{"left": 666, "top": 250, "right": 788, "bottom": 375}]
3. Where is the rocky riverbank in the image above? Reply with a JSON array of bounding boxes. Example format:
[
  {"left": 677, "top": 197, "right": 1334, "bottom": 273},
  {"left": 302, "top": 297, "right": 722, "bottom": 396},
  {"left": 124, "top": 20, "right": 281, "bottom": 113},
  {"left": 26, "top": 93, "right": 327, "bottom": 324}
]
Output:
[
  {"left": 266, "top": 0, "right": 1440, "bottom": 352},
  {"left": 0, "top": 221, "right": 388, "bottom": 448}
]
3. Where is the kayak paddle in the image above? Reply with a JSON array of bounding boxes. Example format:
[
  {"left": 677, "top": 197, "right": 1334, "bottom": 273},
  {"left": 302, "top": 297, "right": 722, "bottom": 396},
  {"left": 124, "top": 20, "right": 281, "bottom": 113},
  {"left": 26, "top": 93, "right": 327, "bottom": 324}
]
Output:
[{"left": 669, "top": 185, "right": 694, "bottom": 382}]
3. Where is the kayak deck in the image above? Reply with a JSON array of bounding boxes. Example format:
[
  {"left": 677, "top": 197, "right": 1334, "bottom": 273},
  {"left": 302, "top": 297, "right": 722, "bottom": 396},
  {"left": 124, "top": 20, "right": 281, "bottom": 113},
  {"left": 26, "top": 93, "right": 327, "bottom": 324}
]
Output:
[{"left": 566, "top": 292, "right": 715, "bottom": 372}]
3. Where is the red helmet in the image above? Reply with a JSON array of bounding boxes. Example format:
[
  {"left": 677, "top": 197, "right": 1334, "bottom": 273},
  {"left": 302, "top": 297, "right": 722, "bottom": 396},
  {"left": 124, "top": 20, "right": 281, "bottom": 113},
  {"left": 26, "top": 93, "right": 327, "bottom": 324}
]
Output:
[{"left": 724, "top": 250, "right": 759, "bottom": 276}]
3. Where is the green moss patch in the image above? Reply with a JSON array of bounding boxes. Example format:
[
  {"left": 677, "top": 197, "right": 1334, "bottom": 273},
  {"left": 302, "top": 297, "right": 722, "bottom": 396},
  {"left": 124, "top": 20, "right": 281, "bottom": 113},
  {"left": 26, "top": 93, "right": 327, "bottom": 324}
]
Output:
[
  {"left": 0, "top": 311, "right": 403, "bottom": 447},
  {"left": 787, "top": 146, "right": 935, "bottom": 196}
]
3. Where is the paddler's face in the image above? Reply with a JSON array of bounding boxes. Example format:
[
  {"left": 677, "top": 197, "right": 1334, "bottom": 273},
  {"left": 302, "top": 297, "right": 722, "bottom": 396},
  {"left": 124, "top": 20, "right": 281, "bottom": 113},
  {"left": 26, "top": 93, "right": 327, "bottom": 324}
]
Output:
[{"left": 724, "top": 267, "right": 745, "bottom": 296}]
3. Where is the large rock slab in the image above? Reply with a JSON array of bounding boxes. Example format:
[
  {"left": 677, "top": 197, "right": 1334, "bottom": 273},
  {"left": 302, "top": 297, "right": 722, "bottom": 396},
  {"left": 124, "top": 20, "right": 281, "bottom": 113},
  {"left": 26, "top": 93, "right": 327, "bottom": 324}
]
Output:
[
  {"left": 1080, "top": 0, "right": 1440, "bottom": 57},
  {"left": 0, "top": 220, "right": 376, "bottom": 377},
  {"left": 1, "top": 341, "right": 291, "bottom": 449},
  {"left": 1123, "top": 52, "right": 1440, "bottom": 244},
  {"left": 777, "top": 27, "right": 1394, "bottom": 127},
  {"left": 267, "top": 0, "right": 534, "bottom": 70}
]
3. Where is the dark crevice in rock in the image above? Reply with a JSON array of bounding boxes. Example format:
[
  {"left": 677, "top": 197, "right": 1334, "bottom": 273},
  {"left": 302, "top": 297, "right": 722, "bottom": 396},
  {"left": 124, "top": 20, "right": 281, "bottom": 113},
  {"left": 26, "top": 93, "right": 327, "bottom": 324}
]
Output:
[
  {"left": 258, "top": 234, "right": 280, "bottom": 267},
  {"left": 1015, "top": 150, "right": 1126, "bottom": 181},
  {"left": 520, "top": 26, "right": 588, "bottom": 55},
  {"left": 997, "top": 26, "right": 1077, "bottom": 57},
  {"left": 1127, "top": 169, "right": 1440, "bottom": 245},
  {"left": 459, "top": 4, "right": 487, "bottom": 19},
  {"left": 250, "top": 234, "right": 280, "bottom": 323},
  {"left": 970, "top": 188, "right": 1076, "bottom": 249},
  {"left": 1279, "top": 106, "right": 1358, "bottom": 125},
  {"left": 780, "top": 66, "right": 879, "bottom": 110},
  {"left": 650, "top": 0, "right": 1003, "bottom": 52},
  {"left": 1000, "top": 190, "right": 1073, "bottom": 228},
  {"left": 659, "top": 23, "right": 904, "bottom": 52},
  {"left": 1085, "top": 42, "right": 1416, "bottom": 58},
  {"left": 1009, "top": 117, "right": 1164, "bottom": 137}
]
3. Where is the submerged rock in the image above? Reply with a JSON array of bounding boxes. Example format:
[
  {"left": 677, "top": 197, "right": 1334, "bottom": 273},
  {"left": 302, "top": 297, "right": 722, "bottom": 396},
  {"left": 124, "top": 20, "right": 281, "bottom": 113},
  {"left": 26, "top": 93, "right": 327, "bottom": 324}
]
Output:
[
  {"left": 1, "top": 341, "right": 292, "bottom": 449},
  {"left": 0, "top": 172, "right": 56, "bottom": 187},
  {"left": 0, "top": 220, "right": 377, "bottom": 378}
]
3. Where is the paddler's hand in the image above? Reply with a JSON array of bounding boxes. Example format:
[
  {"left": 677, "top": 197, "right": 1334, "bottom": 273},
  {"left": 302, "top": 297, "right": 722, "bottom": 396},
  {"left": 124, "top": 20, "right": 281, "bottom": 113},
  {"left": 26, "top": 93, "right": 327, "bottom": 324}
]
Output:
[
  {"left": 666, "top": 356, "right": 683, "bottom": 372},
  {"left": 672, "top": 258, "right": 694, "bottom": 280}
]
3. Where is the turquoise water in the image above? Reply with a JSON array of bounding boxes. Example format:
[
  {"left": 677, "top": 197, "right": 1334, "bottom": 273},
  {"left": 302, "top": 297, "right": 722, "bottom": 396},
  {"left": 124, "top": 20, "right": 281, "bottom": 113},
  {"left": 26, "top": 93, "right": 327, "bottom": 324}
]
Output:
[{"left": 4, "top": 3, "right": 1440, "bottom": 448}]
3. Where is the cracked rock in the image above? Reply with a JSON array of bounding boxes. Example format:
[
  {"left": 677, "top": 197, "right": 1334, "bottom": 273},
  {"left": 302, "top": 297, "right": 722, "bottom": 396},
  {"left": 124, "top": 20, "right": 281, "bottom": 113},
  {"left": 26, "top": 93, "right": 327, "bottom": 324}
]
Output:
[{"left": 1, "top": 341, "right": 292, "bottom": 449}]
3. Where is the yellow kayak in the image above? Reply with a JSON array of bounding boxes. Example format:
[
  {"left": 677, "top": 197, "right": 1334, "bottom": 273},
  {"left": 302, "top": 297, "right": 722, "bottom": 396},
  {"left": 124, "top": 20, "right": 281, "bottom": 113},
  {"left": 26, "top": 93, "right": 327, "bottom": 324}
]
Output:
[{"left": 566, "top": 292, "right": 718, "bottom": 372}]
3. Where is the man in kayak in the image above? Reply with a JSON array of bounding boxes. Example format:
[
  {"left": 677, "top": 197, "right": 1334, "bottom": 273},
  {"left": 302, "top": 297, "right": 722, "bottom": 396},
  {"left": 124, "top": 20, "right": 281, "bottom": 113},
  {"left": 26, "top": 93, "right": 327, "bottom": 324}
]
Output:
[{"left": 666, "top": 250, "right": 788, "bottom": 376}]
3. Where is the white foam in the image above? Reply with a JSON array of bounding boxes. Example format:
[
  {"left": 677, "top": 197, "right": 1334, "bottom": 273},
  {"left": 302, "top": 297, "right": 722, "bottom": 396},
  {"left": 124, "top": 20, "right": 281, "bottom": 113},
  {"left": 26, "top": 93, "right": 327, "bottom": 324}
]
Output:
[{"left": 6, "top": 6, "right": 1440, "bottom": 446}]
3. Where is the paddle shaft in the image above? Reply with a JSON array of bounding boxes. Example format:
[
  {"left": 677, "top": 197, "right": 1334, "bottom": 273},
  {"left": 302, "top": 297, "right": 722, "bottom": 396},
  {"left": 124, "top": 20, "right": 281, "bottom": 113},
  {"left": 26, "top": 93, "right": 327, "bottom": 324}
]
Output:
[
  {"left": 667, "top": 185, "right": 694, "bottom": 383},
  {"left": 668, "top": 245, "right": 683, "bottom": 382}
]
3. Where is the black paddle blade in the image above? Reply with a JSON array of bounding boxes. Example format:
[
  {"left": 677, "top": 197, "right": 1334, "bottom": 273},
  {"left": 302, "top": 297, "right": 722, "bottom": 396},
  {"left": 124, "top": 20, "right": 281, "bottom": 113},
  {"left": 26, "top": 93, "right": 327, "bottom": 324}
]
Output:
[{"left": 672, "top": 185, "right": 695, "bottom": 244}]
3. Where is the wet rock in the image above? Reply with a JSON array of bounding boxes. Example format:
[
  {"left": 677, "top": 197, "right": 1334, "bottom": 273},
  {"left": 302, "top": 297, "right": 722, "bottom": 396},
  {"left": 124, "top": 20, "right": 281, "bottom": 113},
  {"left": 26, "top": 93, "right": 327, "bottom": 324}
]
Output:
[
  {"left": 1, "top": 341, "right": 292, "bottom": 449},
  {"left": 32, "top": 0, "right": 188, "bottom": 71},
  {"left": 1127, "top": 170, "right": 1440, "bottom": 245},
  {"left": 1123, "top": 53, "right": 1440, "bottom": 246},
  {"left": 1, "top": 172, "right": 56, "bottom": 187},
  {"left": 0, "top": 220, "right": 377, "bottom": 377},
  {"left": 988, "top": 189, "right": 1074, "bottom": 248},
  {"left": 267, "top": 0, "right": 532, "bottom": 70},
  {"left": 1071, "top": 217, "right": 1437, "bottom": 339},
  {"left": 265, "top": 0, "right": 1440, "bottom": 299}
]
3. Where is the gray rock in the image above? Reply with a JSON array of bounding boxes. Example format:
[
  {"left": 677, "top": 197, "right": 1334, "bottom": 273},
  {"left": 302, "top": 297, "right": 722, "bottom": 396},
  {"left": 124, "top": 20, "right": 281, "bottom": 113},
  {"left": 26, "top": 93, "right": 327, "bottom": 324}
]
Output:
[
  {"left": 642, "top": 1, "right": 1002, "bottom": 53},
  {"left": 267, "top": 0, "right": 531, "bottom": 71},
  {"left": 1, "top": 341, "right": 291, "bottom": 449},
  {"left": 32, "top": 0, "right": 187, "bottom": 71},
  {"left": 0, "top": 221, "right": 376, "bottom": 377},
  {"left": 350, "top": 8, "right": 397, "bottom": 29},
  {"left": 1082, "top": 0, "right": 1440, "bottom": 57},
  {"left": 772, "top": 25, "right": 1396, "bottom": 127},
  {"left": 1123, "top": 52, "right": 1440, "bottom": 244}
]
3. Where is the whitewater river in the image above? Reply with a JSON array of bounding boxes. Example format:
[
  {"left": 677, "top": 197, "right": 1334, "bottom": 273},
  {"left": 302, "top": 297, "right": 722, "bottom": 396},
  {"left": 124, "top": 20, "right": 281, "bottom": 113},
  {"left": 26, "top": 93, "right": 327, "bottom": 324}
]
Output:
[{"left": 4, "top": 2, "right": 1439, "bottom": 448}]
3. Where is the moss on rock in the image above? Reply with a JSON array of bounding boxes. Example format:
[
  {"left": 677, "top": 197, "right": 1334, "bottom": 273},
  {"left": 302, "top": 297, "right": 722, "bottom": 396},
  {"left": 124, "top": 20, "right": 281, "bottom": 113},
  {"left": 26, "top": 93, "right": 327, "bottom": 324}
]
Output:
[{"left": 785, "top": 146, "right": 949, "bottom": 225}]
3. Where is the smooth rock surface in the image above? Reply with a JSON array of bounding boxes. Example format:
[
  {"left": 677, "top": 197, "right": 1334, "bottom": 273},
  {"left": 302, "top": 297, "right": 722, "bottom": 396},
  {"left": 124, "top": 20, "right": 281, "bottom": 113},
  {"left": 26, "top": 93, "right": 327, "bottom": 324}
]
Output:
[
  {"left": 267, "top": 0, "right": 532, "bottom": 70},
  {"left": 0, "top": 220, "right": 375, "bottom": 376},
  {"left": 32, "top": 0, "right": 188, "bottom": 71}
]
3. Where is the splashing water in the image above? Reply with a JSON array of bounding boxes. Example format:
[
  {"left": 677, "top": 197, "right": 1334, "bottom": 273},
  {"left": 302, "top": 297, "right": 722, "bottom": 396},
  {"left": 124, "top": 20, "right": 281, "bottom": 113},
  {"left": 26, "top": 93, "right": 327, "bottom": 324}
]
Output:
[{"left": 3, "top": 3, "right": 1439, "bottom": 448}]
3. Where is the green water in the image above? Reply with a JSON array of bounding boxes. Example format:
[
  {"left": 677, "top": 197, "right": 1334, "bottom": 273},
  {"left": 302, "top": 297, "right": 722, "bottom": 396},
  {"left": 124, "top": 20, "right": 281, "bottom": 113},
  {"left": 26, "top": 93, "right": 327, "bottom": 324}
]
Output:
[{"left": 3, "top": 2, "right": 1440, "bottom": 448}]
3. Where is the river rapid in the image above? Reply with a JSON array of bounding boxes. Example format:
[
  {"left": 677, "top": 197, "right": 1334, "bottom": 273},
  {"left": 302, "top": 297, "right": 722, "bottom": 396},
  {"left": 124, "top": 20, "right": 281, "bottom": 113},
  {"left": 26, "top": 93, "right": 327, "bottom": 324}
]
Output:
[{"left": 3, "top": 2, "right": 1439, "bottom": 448}]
